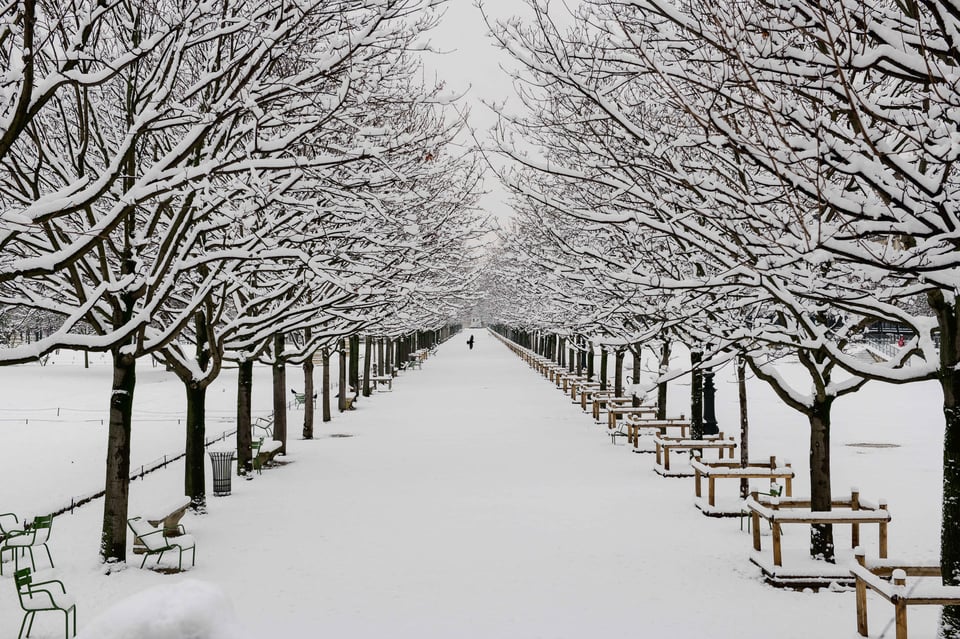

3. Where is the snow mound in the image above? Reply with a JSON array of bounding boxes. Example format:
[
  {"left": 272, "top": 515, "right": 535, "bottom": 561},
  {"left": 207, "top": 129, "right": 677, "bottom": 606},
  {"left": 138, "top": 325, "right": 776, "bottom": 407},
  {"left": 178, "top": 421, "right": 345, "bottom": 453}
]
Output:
[{"left": 77, "top": 579, "right": 249, "bottom": 639}]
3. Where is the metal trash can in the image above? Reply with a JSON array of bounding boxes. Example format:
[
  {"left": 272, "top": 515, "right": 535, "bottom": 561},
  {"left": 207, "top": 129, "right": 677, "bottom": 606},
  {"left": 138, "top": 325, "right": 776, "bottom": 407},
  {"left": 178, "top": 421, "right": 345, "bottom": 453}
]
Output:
[{"left": 208, "top": 450, "right": 235, "bottom": 496}]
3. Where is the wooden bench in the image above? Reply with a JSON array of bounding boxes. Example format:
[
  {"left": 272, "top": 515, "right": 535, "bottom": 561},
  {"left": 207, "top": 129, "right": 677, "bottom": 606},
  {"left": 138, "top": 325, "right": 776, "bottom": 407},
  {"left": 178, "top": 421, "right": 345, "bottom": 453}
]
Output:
[
  {"left": 253, "top": 438, "right": 283, "bottom": 473},
  {"left": 133, "top": 497, "right": 192, "bottom": 553},
  {"left": 691, "top": 456, "right": 794, "bottom": 509},
  {"left": 851, "top": 549, "right": 952, "bottom": 639},
  {"left": 654, "top": 434, "right": 737, "bottom": 473},
  {"left": 746, "top": 489, "right": 890, "bottom": 567},
  {"left": 371, "top": 375, "right": 393, "bottom": 391}
]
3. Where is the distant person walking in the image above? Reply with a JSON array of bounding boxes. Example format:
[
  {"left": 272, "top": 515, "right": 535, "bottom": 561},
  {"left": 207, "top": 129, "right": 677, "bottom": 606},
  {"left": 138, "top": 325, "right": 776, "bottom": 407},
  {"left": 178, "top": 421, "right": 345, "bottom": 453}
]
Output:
[{"left": 467, "top": 335, "right": 475, "bottom": 350}]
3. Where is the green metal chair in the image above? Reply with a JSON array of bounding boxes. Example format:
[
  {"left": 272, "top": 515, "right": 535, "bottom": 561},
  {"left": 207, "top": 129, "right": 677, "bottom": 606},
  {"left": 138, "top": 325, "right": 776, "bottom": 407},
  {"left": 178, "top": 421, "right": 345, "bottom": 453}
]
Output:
[
  {"left": 127, "top": 516, "right": 196, "bottom": 571},
  {"left": 1, "top": 516, "right": 54, "bottom": 575},
  {"left": 251, "top": 438, "right": 264, "bottom": 475},
  {"left": 14, "top": 567, "right": 76, "bottom": 638}
]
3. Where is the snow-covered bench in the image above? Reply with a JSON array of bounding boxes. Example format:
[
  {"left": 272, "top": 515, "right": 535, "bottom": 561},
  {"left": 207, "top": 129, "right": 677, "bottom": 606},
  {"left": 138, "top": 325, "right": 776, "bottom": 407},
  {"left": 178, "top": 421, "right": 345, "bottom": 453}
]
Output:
[
  {"left": 371, "top": 375, "right": 393, "bottom": 391},
  {"left": 128, "top": 516, "right": 196, "bottom": 571},
  {"left": 851, "top": 549, "right": 954, "bottom": 639},
  {"left": 146, "top": 497, "right": 190, "bottom": 535},
  {"left": 252, "top": 438, "right": 283, "bottom": 473}
]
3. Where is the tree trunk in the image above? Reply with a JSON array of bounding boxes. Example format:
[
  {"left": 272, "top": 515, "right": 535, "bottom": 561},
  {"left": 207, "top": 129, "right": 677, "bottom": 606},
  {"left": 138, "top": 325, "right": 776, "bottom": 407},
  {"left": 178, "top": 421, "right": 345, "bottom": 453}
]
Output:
[
  {"left": 809, "top": 397, "right": 835, "bottom": 562},
  {"left": 558, "top": 337, "right": 566, "bottom": 366},
  {"left": 631, "top": 344, "right": 641, "bottom": 386},
  {"left": 600, "top": 349, "right": 608, "bottom": 391},
  {"left": 303, "top": 355, "right": 315, "bottom": 439},
  {"left": 657, "top": 341, "right": 671, "bottom": 420},
  {"left": 349, "top": 335, "right": 360, "bottom": 398},
  {"left": 338, "top": 339, "right": 348, "bottom": 412},
  {"left": 322, "top": 347, "right": 332, "bottom": 423},
  {"left": 377, "top": 338, "right": 385, "bottom": 376},
  {"left": 362, "top": 336, "right": 373, "bottom": 397},
  {"left": 738, "top": 354, "right": 750, "bottom": 498},
  {"left": 100, "top": 351, "right": 136, "bottom": 563},
  {"left": 184, "top": 383, "right": 207, "bottom": 510},
  {"left": 272, "top": 333, "right": 287, "bottom": 454},
  {"left": 385, "top": 337, "right": 393, "bottom": 376},
  {"left": 237, "top": 359, "right": 253, "bottom": 475},
  {"left": 614, "top": 350, "right": 624, "bottom": 397},
  {"left": 931, "top": 291, "right": 960, "bottom": 637},
  {"left": 690, "top": 346, "right": 703, "bottom": 440},
  {"left": 587, "top": 343, "right": 594, "bottom": 381}
]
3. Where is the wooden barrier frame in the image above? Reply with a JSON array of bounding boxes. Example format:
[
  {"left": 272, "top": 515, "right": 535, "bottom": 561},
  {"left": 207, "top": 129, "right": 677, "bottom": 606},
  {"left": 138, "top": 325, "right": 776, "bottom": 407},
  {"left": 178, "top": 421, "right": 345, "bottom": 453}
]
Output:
[
  {"left": 851, "top": 549, "right": 950, "bottom": 639},
  {"left": 746, "top": 490, "right": 890, "bottom": 567},
  {"left": 607, "top": 405, "right": 658, "bottom": 430},
  {"left": 622, "top": 416, "right": 689, "bottom": 448},
  {"left": 654, "top": 434, "right": 736, "bottom": 471},
  {"left": 691, "top": 456, "right": 793, "bottom": 507}
]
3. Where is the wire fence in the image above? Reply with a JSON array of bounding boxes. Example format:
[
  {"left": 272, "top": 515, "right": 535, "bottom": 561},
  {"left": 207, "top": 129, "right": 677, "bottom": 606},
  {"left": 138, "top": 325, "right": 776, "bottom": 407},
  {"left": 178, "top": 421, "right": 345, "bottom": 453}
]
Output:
[{"left": 47, "top": 425, "right": 240, "bottom": 518}]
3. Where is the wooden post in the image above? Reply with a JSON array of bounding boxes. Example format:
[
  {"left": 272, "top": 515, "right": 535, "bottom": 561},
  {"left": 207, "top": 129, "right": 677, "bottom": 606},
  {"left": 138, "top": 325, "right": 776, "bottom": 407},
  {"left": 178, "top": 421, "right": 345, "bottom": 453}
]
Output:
[
  {"left": 771, "top": 498, "right": 782, "bottom": 566},
  {"left": 751, "top": 491, "right": 762, "bottom": 551},
  {"left": 785, "top": 462, "right": 793, "bottom": 496},
  {"left": 880, "top": 498, "right": 889, "bottom": 558},
  {"left": 893, "top": 569, "right": 907, "bottom": 639},
  {"left": 708, "top": 476, "right": 716, "bottom": 507},
  {"left": 851, "top": 488, "right": 861, "bottom": 550},
  {"left": 695, "top": 467, "right": 702, "bottom": 498},
  {"left": 855, "top": 549, "right": 868, "bottom": 637}
]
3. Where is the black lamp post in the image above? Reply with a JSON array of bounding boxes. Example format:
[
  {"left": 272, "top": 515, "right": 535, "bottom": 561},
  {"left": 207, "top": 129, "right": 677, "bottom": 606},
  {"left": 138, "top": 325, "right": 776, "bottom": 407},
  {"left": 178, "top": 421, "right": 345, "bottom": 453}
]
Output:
[{"left": 702, "top": 357, "right": 720, "bottom": 436}]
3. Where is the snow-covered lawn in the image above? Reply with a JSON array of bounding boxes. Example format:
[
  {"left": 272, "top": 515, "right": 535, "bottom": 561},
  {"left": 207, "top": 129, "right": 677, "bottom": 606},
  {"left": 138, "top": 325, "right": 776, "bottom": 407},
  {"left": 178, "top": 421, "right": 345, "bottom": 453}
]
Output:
[{"left": 0, "top": 331, "right": 946, "bottom": 637}]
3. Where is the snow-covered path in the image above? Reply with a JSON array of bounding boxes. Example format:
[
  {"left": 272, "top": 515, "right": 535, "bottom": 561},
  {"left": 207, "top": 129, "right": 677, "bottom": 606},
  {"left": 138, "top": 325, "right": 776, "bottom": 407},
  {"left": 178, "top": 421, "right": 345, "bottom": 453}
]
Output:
[
  {"left": 1, "top": 329, "right": 941, "bottom": 638},
  {"left": 200, "top": 330, "right": 854, "bottom": 638}
]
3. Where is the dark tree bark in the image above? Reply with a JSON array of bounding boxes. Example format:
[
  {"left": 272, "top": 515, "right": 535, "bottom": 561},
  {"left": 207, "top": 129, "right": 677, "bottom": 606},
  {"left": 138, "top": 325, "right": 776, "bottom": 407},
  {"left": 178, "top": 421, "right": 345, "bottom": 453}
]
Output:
[
  {"left": 385, "top": 337, "right": 393, "bottom": 376},
  {"left": 738, "top": 354, "right": 750, "bottom": 498},
  {"left": 587, "top": 342, "right": 594, "bottom": 381},
  {"left": 362, "top": 335, "right": 373, "bottom": 397},
  {"left": 614, "top": 349, "right": 625, "bottom": 397},
  {"left": 272, "top": 333, "right": 287, "bottom": 454},
  {"left": 303, "top": 355, "right": 315, "bottom": 439},
  {"left": 690, "top": 346, "right": 703, "bottom": 440},
  {"left": 657, "top": 341, "right": 671, "bottom": 420},
  {"left": 321, "top": 347, "right": 331, "bottom": 423},
  {"left": 338, "top": 339, "right": 348, "bottom": 412},
  {"left": 349, "top": 335, "right": 360, "bottom": 398},
  {"left": 377, "top": 338, "right": 385, "bottom": 376},
  {"left": 184, "top": 383, "right": 207, "bottom": 509},
  {"left": 929, "top": 290, "right": 960, "bottom": 634},
  {"left": 809, "top": 396, "right": 835, "bottom": 562},
  {"left": 100, "top": 350, "right": 136, "bottom": 562},
  {"left": 236, "top": 359, "right": 253, "bottom": 475},
  {"left": 183, "top": 310, "right": 213, "bottom": 510},
  {"left": 600, "top": 349, "right": 608, "bottom": 391}
]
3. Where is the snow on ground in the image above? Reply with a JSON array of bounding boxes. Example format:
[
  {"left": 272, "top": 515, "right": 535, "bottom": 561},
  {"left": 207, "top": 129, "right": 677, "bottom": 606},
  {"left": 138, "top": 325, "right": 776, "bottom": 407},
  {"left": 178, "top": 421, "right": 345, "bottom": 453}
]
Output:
[{"left": 0, "top": 331, "right": 946, "bottom": 637}]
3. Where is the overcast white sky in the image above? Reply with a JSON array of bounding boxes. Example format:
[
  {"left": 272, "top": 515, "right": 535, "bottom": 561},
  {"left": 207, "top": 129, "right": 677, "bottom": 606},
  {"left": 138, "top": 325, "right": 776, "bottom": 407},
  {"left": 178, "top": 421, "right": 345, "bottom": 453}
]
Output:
[{"left": 419, "top": 0, "right": 532, "bottom": 224}]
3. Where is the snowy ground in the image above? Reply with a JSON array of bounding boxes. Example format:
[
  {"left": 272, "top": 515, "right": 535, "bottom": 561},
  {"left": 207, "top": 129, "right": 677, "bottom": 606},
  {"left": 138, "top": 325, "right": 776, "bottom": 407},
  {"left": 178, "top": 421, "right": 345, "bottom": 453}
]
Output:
[{"left": 0, "top": 331, "right": 946, "bottom": 638}]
